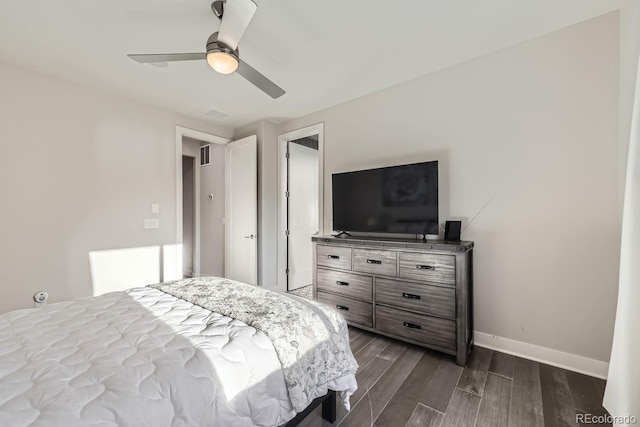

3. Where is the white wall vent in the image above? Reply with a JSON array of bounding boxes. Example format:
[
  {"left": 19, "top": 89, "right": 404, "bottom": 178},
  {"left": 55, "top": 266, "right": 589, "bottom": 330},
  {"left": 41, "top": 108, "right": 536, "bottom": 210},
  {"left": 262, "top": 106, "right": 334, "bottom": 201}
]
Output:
[
  {"left": 205, "top": 109, "right": 230, "bottom": 121},
  {"left": 200, "top": 144, "right": 211, "bottom": 166}
]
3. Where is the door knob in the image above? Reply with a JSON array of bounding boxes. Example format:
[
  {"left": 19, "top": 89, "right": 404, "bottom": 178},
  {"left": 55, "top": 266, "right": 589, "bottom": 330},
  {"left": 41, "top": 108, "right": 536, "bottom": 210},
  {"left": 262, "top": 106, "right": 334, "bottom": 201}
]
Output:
[{"left": 244, "top": 234, "right": 255, "bottom": 239}]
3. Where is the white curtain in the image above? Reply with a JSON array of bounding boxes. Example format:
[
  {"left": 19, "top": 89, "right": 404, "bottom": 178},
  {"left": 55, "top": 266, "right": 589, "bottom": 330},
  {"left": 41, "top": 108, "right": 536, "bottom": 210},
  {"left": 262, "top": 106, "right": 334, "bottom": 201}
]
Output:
[{"left": 603, "top": 58, "right": 640, "bottom": 424}]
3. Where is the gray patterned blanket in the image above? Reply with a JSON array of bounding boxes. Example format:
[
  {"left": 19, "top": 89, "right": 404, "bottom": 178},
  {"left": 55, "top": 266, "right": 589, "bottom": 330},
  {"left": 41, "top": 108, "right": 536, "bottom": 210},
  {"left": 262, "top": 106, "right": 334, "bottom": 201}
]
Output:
[{"left": 149, "top": 277, "right": 358, "bottom": 412}]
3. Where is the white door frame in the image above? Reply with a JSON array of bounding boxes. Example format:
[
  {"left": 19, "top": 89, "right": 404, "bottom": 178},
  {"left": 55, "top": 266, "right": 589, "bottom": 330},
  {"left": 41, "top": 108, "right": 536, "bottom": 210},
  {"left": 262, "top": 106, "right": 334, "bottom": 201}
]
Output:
[
  {"left": 175, "top": 126, "right": 229, "bottom": 279},
  {"left": 276, "top": 123, "right": 324, "bottom": 292}
]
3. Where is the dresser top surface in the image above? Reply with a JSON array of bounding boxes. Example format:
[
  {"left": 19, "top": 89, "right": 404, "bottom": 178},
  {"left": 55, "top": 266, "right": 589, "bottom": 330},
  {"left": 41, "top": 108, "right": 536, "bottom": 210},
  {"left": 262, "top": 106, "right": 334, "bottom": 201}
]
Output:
[{"left": 312, "top": 235, "right": 473, "bottom": 252}]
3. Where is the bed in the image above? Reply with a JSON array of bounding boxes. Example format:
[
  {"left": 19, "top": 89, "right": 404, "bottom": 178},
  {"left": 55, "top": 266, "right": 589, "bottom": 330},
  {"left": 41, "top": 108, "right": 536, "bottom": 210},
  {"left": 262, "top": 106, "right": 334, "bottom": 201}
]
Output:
[{"left": 0, "top": 277, "right": 358, "bottom": 426}]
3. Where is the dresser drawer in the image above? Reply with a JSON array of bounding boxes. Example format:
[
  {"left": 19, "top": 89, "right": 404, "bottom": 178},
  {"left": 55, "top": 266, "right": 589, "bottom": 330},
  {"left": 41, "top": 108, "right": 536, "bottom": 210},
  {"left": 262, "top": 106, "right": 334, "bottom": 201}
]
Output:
[
  {"left": 375, "top": 305, "right": 456, "bottom": 352},
  {"left": 317, "top": 245, "right": 352, "bottom": 270},
  {"left": 318, "top": 291, "right": 372, "bottom": 327},
  {"left": 375, "top": 278, "right": 455, "bottom": 319},
  {"left": 398, "top": 252, "right": 455, "bottom": 285},
  {"left": 317, "top": 268, "right": 373, "bottom": 302},
  {"left": 353, "top": 248, "right": 397, "bottom": 276}
]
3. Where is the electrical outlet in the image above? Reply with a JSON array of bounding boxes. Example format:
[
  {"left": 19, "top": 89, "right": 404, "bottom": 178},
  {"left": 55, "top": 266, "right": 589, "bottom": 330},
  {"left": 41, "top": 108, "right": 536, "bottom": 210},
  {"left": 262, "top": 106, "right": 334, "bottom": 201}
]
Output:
[{"left": 34, "top": 291, "right": 48, "bottom": 308}]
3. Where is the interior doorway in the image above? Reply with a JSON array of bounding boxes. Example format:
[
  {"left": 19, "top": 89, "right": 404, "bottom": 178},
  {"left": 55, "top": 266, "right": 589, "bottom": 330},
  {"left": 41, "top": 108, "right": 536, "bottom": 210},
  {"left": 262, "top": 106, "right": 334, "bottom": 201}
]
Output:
[
  {"left": 182, "top": 155, "right": 196, "bottom": 277},
  {"left": 172, "top": 127, "right": 229, "bottom": 282},
  {"left": 287, "top": 137, "right": 319, "bottom": 290},
  {"left": 277, "top": 124, "right": 324, "bottom": 292},
  {"left": 181, "top": 138, "right": 203, "bottom": 278}
]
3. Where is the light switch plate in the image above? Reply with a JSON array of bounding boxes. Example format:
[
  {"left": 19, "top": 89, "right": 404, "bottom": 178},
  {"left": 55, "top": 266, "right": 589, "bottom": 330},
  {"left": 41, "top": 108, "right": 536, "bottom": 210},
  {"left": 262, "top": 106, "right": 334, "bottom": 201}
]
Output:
[
  {"left": 144, "top": 218, "right": 160, "bottom": 229},
  {"left": 151, "top": 204, "right": 160, "bottom": 214}
]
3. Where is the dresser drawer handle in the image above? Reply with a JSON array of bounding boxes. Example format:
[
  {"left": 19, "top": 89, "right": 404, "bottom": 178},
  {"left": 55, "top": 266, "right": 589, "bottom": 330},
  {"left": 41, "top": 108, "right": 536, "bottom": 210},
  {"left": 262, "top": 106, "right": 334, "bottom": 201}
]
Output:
[
  {"left": 336, "top": 305, "right": 349, "bottom": 311},
  {"left": 336, "top": 281, "right": 349, "bottom": 286},
  {"left": 402, "top": 292, "right": 421, "bottom": 300},
  {"left": 328, "top": 255, "right": 340, "bottom": 259},
  {"left": 403, "top": 322, "right": 421, "bottom": 329},
  {"left": 416, "top": 264, "right": 434, "bottom": 270},
  {"left": 366, "top": 259, "right": 382, "bottom": 265}
]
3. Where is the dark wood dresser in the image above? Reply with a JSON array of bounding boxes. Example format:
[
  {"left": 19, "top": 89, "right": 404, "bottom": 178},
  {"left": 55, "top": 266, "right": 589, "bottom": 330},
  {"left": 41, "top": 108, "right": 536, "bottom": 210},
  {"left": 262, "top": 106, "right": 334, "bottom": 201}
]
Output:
[{"left": 312, "top": 235, "right": 474, "bottom": 366}]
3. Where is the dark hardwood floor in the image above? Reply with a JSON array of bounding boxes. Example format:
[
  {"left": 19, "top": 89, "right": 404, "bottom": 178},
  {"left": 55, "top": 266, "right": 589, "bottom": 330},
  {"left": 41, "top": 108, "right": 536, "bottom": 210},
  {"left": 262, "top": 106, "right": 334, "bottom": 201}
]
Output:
[{"left": 301, "top": 327, "right": 610, "bottom": 427}]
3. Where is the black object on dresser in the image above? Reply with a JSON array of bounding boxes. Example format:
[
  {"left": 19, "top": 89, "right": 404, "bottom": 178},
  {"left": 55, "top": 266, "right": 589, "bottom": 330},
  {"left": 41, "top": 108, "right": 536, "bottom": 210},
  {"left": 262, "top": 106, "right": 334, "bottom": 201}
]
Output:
[
  {"left": 312, "top": 235, "right": 474, "bottom": 366},
  {"left": 444, "top": 220, "right": 462, "bottom": 241}
]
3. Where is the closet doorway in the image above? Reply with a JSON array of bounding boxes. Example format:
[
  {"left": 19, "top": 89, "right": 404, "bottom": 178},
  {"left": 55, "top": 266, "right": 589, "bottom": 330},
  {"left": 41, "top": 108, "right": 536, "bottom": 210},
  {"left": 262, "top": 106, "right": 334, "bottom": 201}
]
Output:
[
  {"left": 277, "top": 124, "right": 324, "bottom": 292},
  {"left": 173, "top": 127, "right": 229, "bottom": 282}
]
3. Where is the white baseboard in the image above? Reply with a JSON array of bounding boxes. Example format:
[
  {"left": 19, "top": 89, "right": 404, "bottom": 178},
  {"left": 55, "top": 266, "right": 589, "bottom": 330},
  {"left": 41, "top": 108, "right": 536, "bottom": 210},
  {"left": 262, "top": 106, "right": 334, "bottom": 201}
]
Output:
[{"left": 474, "top": 331, "right": 609, "bottom": 379}]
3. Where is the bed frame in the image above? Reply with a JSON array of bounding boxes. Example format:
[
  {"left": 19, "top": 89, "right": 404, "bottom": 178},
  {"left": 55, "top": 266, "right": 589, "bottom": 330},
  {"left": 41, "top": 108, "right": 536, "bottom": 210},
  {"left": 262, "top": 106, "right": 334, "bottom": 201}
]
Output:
[{"left": 283, "top": 390, "right": 336, "bottom": 426}]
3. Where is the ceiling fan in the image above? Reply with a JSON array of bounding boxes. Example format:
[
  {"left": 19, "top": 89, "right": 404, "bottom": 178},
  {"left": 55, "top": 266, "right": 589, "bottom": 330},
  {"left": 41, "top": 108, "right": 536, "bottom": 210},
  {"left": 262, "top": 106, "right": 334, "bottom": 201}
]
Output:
[{"left": 128, "top": 0, "right": 285, "bottom": 99}]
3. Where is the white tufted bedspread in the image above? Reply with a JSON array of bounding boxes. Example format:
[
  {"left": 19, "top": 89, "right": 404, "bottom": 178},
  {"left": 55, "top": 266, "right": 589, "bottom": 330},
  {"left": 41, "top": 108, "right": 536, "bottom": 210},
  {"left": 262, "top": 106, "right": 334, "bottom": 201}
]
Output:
[
  {"left": 0, "top": 286, "right": 357, "bottom": 427},
  {"left": 151, "top": 277, "right": 358, "bottom": 413}
]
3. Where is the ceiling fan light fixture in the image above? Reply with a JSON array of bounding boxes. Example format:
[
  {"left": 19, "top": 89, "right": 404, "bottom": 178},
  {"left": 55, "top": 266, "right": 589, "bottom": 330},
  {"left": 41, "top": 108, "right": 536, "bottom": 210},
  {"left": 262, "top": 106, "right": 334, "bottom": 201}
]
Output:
[{"left": 207, "top": 50, "right": 239, "bottom": 74}]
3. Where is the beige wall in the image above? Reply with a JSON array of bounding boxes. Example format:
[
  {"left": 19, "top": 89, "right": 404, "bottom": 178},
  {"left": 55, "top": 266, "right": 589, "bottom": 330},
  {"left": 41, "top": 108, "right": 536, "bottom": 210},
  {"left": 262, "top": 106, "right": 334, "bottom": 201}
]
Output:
[
  {"left": 0, "top": 61, "right": 232, "bottom": 313},
  {"left": 277, "top": 13, "right": 620, "bottom": 362},
  {"left": 233, "top": 120, "right": 279, "bottom": 287}
]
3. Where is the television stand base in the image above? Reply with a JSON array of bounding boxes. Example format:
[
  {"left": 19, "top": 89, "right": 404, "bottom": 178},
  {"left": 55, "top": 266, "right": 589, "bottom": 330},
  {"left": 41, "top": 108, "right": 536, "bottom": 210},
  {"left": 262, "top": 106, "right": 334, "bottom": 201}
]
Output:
[
  {"left": 333, "top": 231, "right": 352, "bottom": 238},
  {"left": 420, "top": 233, "right": 428, "bottom": 242}
]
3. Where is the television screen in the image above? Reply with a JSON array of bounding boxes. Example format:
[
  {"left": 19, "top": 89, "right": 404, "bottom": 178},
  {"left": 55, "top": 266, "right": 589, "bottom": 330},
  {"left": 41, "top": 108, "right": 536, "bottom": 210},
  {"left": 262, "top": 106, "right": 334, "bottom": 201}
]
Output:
[{"left": 332, "top": 161, "right": 439, "bottom": 235}]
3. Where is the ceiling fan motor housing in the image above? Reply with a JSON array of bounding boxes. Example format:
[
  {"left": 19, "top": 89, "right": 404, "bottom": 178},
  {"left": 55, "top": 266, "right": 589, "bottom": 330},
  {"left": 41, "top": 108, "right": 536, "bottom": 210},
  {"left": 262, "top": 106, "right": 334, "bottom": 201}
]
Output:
[{"left": 206, "top": 32, "right": 239, "bottom": 60}]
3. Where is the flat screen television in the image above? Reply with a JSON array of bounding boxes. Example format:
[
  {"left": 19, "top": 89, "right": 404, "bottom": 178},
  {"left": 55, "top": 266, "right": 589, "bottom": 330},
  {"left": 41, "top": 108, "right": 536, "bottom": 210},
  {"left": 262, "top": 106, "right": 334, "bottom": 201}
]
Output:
[{"left": 332, "top": 161, "right": 439, "bottom": 235}]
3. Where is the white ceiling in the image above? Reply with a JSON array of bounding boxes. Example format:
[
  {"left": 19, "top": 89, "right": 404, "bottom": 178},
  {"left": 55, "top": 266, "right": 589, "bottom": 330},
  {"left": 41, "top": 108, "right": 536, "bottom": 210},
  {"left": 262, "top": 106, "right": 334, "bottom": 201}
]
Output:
[{"left": 0, "top": 0, "right": 622, "bottom": 128}]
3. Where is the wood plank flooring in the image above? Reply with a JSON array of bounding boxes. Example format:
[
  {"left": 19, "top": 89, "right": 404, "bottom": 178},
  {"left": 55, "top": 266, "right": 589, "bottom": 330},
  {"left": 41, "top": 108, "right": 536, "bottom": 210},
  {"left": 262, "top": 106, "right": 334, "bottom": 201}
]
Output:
[{"left": 300, "top": 327, "right": 610, "bottom": 427}]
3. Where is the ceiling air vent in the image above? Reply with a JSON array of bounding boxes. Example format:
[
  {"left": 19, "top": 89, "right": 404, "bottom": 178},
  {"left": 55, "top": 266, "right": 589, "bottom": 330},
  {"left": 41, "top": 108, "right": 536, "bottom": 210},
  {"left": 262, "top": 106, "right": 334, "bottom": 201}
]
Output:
[
  {"left": 205, "top": 108, "right": 230, "bottom": 121},
  {"left": 200, "top": 144, "right": 211, "bottom": 166}
]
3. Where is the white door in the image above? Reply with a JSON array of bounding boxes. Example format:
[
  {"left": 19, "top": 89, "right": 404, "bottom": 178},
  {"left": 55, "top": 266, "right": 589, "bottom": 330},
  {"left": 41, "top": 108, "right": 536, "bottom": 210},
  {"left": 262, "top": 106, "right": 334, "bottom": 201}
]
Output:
[
  {"left": 287, "top": 141, "right": 319, "bottom": 290},
  {"left": 225, "top": 136, "right": 258, "bottom": 285}
]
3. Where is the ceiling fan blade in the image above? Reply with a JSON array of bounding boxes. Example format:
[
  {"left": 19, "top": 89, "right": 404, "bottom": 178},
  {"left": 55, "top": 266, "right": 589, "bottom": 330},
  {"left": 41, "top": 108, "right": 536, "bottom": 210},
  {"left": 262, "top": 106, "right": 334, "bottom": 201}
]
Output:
[
  {"left": 128, "top": 53, "right": 206, "bottom": 63},
  {"left": 217, "top": 0, "right": 257, "bottom": 51},
  {"left": 237, "top": 59, "right": 285, "bottom": 99}
]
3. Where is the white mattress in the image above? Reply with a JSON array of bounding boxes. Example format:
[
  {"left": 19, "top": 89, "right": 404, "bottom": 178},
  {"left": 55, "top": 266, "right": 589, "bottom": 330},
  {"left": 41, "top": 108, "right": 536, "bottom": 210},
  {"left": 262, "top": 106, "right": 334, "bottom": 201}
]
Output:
[{"left": 0, "top": 287, "right": 356, "bottom": 426}]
